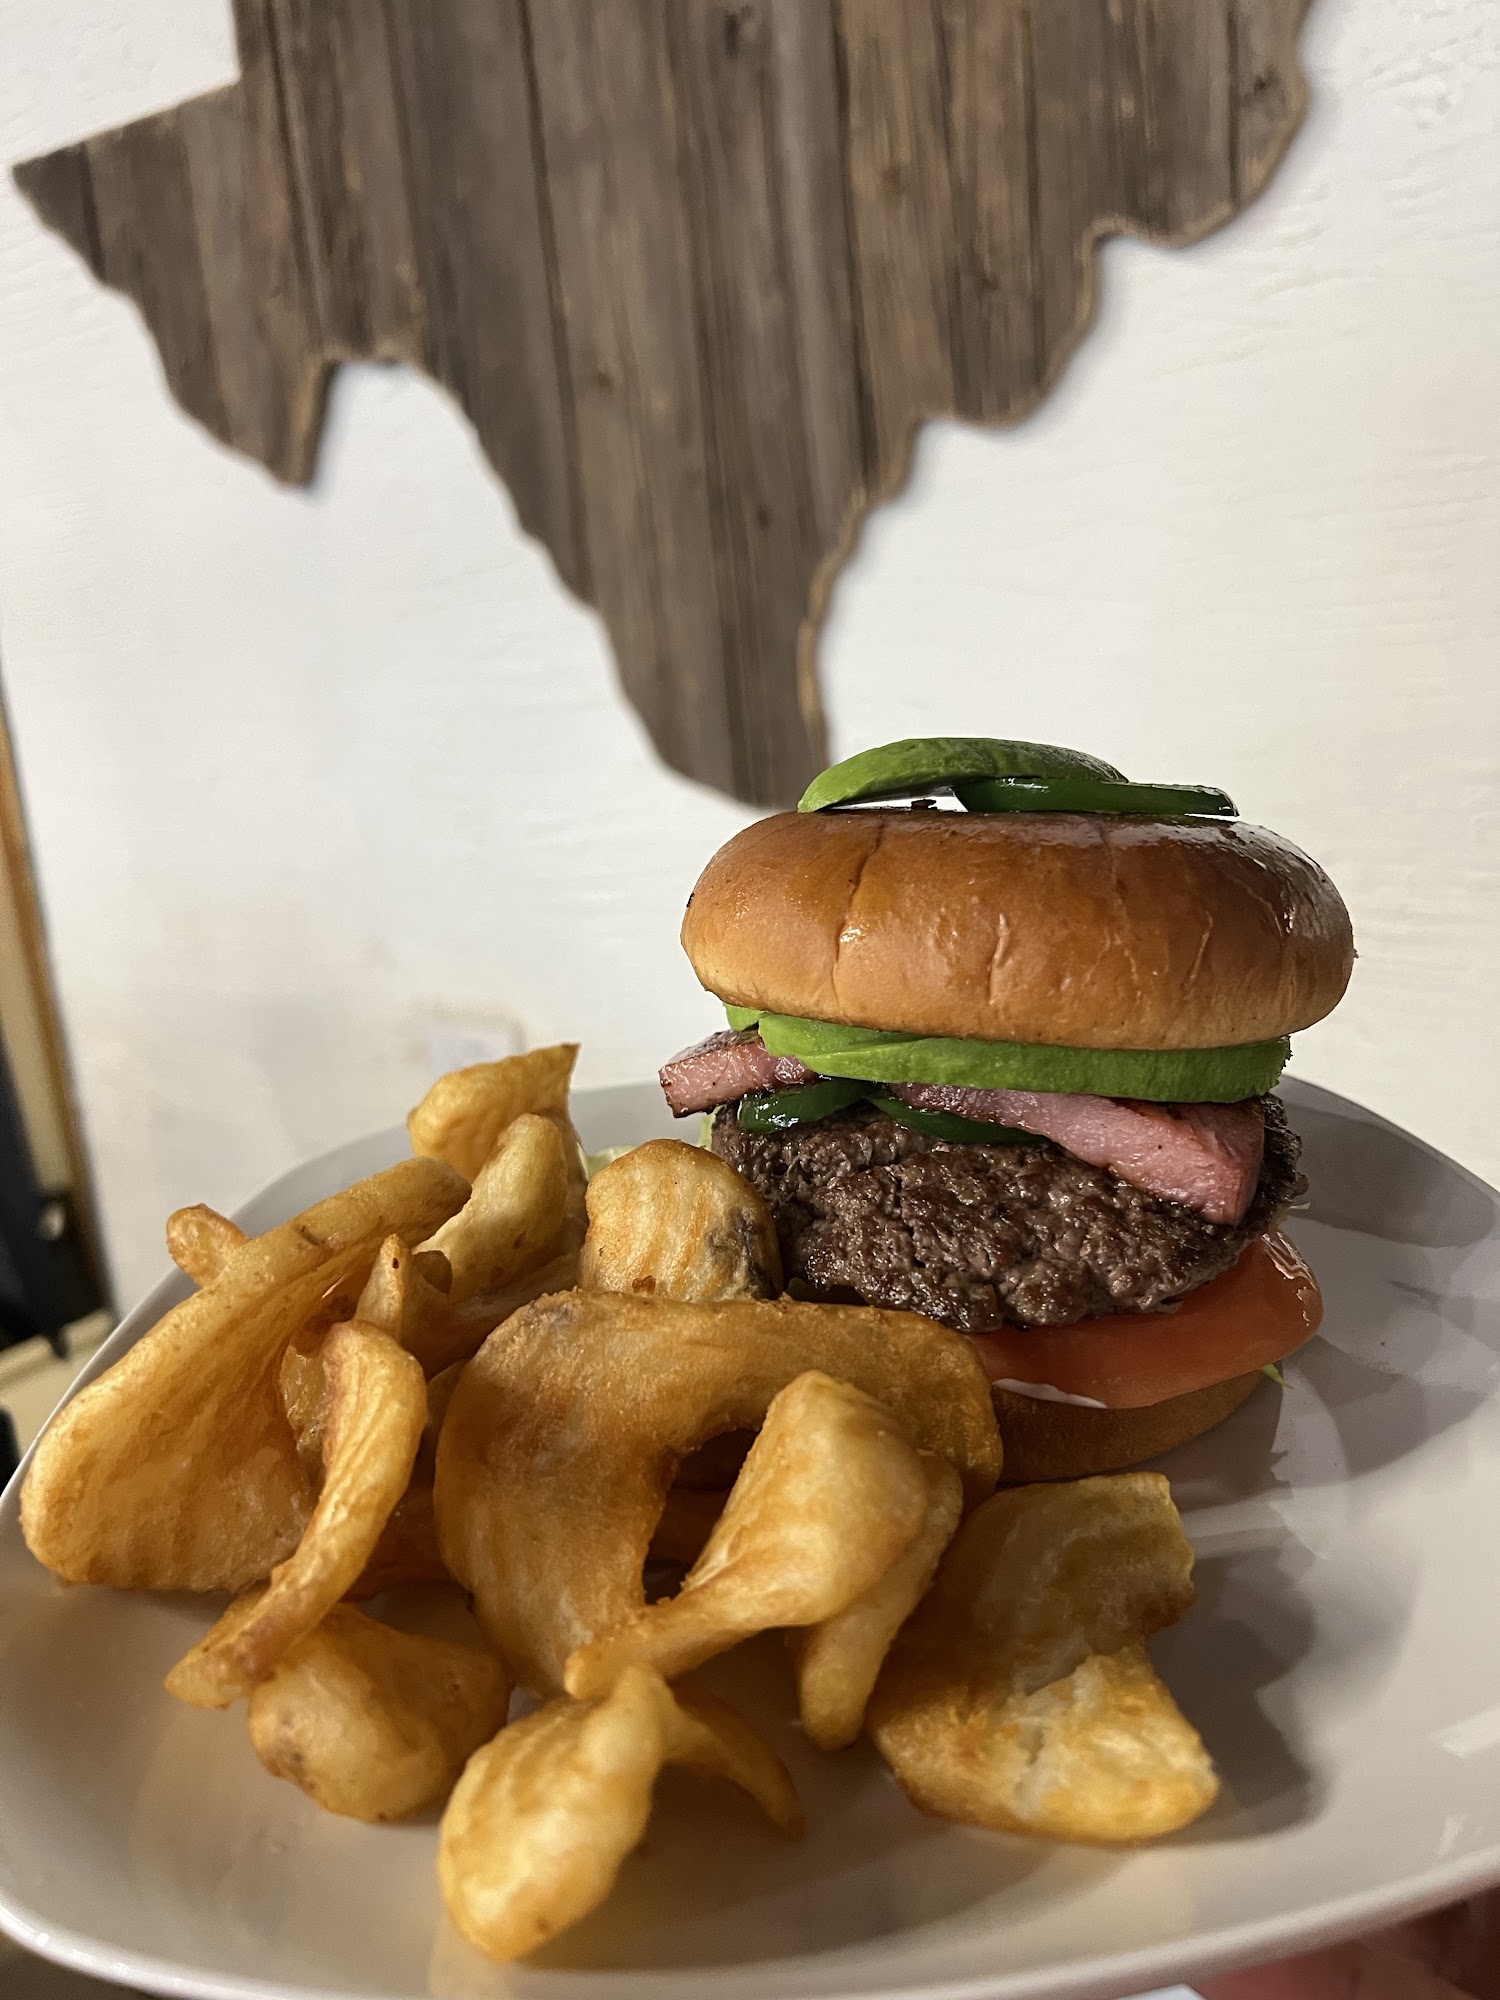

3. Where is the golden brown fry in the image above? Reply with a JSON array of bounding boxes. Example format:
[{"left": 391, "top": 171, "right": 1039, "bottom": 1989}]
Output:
[
  {"left": 21, "top": 1158, "right": 467, "bottom": 1592},
  {"left": 408, "top": 1045, "right": 578, "bottom": 1182},
  {"left": 278, "top": 1322, "right": 330, "bottom": 1477},
  {"left": 419, "top": 1114, "right": 569, "bottom": 1305},
  {"left": 166, "top": 1203, "right": 248, "bottom": 1286},
  {"left": 565, "top": 1373, "right": 929, "bottom": 1697},
  {"left": 165, "top": 1321, "right": 427, "bottom": 1707},
  {"left": 867, "top": 1473, "right": 1218, "bottom": 1842},
  {"left": 438, "top": 1663, "right": 800, "bottom": 1963},
  {"left": 350, "top": 1362, "right": 464, "bottom": 1597},
  {"left": 405, "top": 1097, "right": 590, "bottom": 1377},
  {"left": 278, "top": 1262, "right": 384, "bottom": 1477},
  {"left": 794, "top": 1451, "right": 963, "bottom": 1752},
  {"left": 352, "top": 1237, "right": 405, "bottom": 1335},
  {"left": 247, "top": 1603, "right": 509, "bottom": 1822},
  {"left": 408, "top": 1247, "right": 578, "bottom": 1379},
  {"left": 354, "top": 1232, "right": 451, "bottom": 1353},
  {"left": 435, "top": 1289, "right": 999, "bottom": 1692},
  {"left": 579, "top": 1140, "right": 780, "bottom": 1302}
]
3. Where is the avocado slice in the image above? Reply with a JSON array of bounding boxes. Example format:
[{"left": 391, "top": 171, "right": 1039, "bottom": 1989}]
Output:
[
  {"left": 724, "top": 1007, "right": 1288, "bottom": 1103},
  {"left": 797, "top": 735, "right": 1125, "bottom": 813}
]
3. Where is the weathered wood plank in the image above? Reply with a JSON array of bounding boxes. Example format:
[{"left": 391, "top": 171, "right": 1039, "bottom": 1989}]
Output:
[
  {"left": 265, "top": 0, "right": 427, "bottom": 366},
  {"left": 11, "top": 0, "right": 1315, "bottom": 807},
  {"left": 11, "top": 147, "right": 102, "bottom": 281},
  {"left": 83, "top": 107, "right": 231, "bottom": 453},
  {"left": 1230, "top": 0, "right": 1313, "bottom": 199},
  {"left": 384, "top": 0, "right": 585, "bottom": 596},
  {"left": 837, "top": 1, "right": 959, "bottom": 487},
  {"left": 765, "top": 4, "right": 870, "bottom": 547},
  {"left": 177, "top": 8, "right": 326, "bottom": 483},
  {"left": 525, "top": 1, "right": 737, "bottom": 796},
  {"left": 668, "top": 0, "right": 861, "bottom": 800},
  {"left": 934, "top": 0, "right": 1043, "bottom": 419}
]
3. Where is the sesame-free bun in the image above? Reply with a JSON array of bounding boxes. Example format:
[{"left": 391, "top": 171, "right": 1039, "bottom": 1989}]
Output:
[
  {"left": 993, "top": 1371, "right": 1263, "bottom": 1482},
  {"left": 682, "top": 810, "right": 1353, "bottom": 1050}
]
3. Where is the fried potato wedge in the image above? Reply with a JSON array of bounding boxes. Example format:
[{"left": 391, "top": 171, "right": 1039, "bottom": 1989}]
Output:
[
  {"left": 566, "top": 1373, "right": 929, "bottom": 1696},
  {"left": 438, "top": 1663, "right": 800, "bottom": 1962},
  {"left": 409, "top": 1077, "right": 589, "bottom": 1375},
  {"left": 166, "top": 1321, "right": 427, "bottom": 1706},
  {"left": 406, "top": 1247, "right": 579, "bottom": 1380},
  {"left": 279, "top": 1320, "right": 331, "bottom": 1478},
  {"left": 21, "top": 1158, "right": 467, "bottom": 1591},
  {"left": 166, "top": 1204, "right": 248, "bottom": 1285},
  {"left": 247, "top": 1603, "right": 509, "bottom": 1822},
  {"left": 794, "top": 1451, "right": 963, "bottom": 1752},
  {"left": 435, "top": 1289, "right": 999, "bottom": 1691},
  {"left": 408, "top": 1045, "right": 578, "bottom": 1182},
  {"left": 580, "top": 1140, "right": 780, "bottom": 1302},
  {"left": 351, "top": 1361, "right": 464, "bottom": 1597},
  {"left": 867, "top": 1473, "right": 1218, "bottom": 1841},
  {"left": 420, "top": 1113, "right": 569, "bottom": 1305},
  {"left": 354, "top": 1232, "right": 451, "bottom": 1356}
]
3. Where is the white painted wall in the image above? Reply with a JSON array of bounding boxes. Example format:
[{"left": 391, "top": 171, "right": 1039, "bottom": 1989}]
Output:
[{"left": 1, "top": 0, "right": 1496, "bottom": 1309}]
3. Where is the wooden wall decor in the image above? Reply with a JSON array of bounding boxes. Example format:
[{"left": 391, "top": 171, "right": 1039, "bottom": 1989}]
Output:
[{"left": 14, "top": 1, "right": 1311, "bottom": 807}]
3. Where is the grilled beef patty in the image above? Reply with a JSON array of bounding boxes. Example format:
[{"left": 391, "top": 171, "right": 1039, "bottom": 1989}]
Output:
[{"left": 712, "top": 1096, "right": 1303, "bottom": 1330}]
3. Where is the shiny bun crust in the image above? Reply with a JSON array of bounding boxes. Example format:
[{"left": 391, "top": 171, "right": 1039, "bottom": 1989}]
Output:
[
  {"left": 682, "top": 810, "right": 1354, "bottom": 1050},
  {"left": 993, "top": 1372, "right": 1263, "bottom": 1483}
]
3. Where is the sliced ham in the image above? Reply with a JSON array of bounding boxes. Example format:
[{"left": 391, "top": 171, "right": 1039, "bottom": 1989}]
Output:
[
  {"left": 889, "top": 1083, "right": 1264, "bottom": 1225},
  {"left": 658, "top": 1029, "right": 1265, "bottom": 1225},
  {"left": 658, "top": 1029, "right": 816, "bottom": 1116}
]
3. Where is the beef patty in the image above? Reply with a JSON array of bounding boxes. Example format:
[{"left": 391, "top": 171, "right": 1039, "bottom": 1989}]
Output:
[{"left": 712, "top": 1096, "right": 1304, "bottom": 1330}]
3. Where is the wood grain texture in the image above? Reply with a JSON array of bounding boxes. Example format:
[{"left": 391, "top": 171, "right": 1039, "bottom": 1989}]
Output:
[{"left": 12, "top": 0, "right": 1312, "bottom": 806}]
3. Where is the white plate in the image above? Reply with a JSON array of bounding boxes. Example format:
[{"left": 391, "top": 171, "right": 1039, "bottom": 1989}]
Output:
[{"left": 2, "top": 1078, "right": 1499, "bottom": 2000}]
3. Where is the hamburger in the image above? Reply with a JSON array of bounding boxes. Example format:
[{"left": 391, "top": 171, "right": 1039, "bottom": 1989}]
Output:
[{"left": 657, "top": 736, "right": 1354, "bottom": 1480}]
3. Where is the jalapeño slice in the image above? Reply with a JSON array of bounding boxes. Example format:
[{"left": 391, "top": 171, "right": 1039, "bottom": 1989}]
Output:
[
  {"left": 953, "top": 775, "right": 1236, "bottom": 817},
  {"left": 798, "top": 736, "right": 1124, "bottom": 813},
  {"left": 866, "top": 1094, "right": 1041, "bottom": 1145},
  {"left": 736, "top": 1079, "right": 868, "bottom": 1133}
]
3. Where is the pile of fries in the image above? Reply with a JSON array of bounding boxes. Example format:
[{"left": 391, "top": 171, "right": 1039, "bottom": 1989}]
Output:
[{"left": 21, "top": 1047, "right": 1218, "bottom": 1963}]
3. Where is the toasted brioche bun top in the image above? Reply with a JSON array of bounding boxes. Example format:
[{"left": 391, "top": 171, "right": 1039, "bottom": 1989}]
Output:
[{"left": 681, "top": 810, "right": 1354, "bottom": 1050}]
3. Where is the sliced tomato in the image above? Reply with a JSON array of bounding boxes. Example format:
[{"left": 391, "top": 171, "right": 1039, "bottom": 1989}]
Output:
[{"left": 966, "top": 1232, "right": 1322, "bottom": 1410}]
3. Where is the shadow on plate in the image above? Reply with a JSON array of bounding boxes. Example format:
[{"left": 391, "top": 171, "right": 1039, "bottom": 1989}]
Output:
[
  {"left": 1292, "top": 1335, "right": 1493, "bottom": 1485},
  {"left": 1293, "top": 1098, "right": 1496, "bottom": 1250},
  {"left": 1155, "top": 1541, "right": 1324, "bottom": 1844},
  {"left": 1155, "top": 1509, "right": 1418, "bottom": 1851},
  {"left": 1150, "top": 1369, "right": 1289, "bottom": 1511}
]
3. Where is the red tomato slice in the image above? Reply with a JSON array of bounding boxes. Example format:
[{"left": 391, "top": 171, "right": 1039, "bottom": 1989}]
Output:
[{"left": 965, "top": 1232, "right": 1322, "bottom": 1410}]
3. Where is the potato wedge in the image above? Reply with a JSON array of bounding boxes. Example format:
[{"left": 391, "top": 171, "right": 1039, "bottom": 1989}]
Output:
[
  {"left": 408, "top": 1045, "right": 578, "bottom": 1182},
  {"left": 420, "top": 1114, "right": 569, "bottom": 1305},
  {"left": 434, "top": 1288, "right": 999, "bottom": 1692},
  {"left": 580, "top": 1140, "right": 780, "bottom": 1302},
  {"left": 21, "top": 1158, "right": 466, "bottom": 1591},
  {"left": 565, "top": 1373, "right": 930, "bottom": 1696},
  {"left": 867, "top": 1473, "right": 1218, "bottom": 1841},
  {"left": 166, "top": 1204, "right": 247, "bottom": 1285},
  {"left": 793, "top": 1450, "right": 963, "bottom": 1751},
  {"left": 166, "top": 1321, "right": 427, "bottom": 1706},
  {"left": 438, "top": 1664, "right": 799, "bottom": 1962},
  {"left": 248, "top": 1603, "right": 508, "bottom": 1821}
]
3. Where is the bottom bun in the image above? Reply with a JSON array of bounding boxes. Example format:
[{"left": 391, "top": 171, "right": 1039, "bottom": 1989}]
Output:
[{"left": 993, "top": 1371, "right": 1264, "bottom": 1483}]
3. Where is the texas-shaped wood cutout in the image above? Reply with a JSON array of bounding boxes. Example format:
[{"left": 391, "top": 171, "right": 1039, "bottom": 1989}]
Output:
[{"left": 15, "top": 0, "right": 1311, "bottom": 805}]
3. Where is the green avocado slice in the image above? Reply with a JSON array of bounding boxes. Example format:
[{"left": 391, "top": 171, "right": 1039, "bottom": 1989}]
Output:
[
  {"left": 797, "top": 735, "right": 1124, "bottom": 812},
  {"left": 724, "top": 1007, "right": 1288, "bottom": 1103}
]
